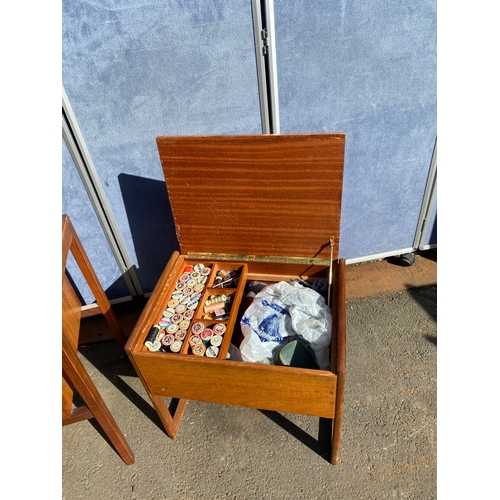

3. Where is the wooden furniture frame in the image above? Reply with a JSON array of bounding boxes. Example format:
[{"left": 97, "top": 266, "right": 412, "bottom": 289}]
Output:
[
  {"left": 62, "top": 214, "right": 134, "bottom": 465},
  {"left": 125, "top": 133, "right": 346, "bottom": 464}
]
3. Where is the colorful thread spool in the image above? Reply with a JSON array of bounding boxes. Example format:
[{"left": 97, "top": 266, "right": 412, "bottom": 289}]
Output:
[
  {"left": 213, "top": 323, "right": 226, "bottom": 335},
  {"left": 200, "top": 328, "right": 213, "bottom": 345},
  {"left": 210, "top": 335, "right": 223, "bottom": 348},
  {"left": 170, "top": 340, "right": 183, "bottom": 353},
  {"left": 189, "top": 334, "right": 202, "bottom": 346},
  {"left": 191, "top": 322, "right": 204, "bottom": 334},
  {"left": 206, "top": 345, "right": 219, "bottom": 358},
  {"left": 145, "top": 325, "right": 160, "bottom": 344},
  {"left": 192, "top": 344, "right": 206, "bottom": 356}
]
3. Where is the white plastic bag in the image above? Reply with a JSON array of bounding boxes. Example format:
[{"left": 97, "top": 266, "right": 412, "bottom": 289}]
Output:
[{"left": 239, "top": 281, "right": 332, "bottom": 369}]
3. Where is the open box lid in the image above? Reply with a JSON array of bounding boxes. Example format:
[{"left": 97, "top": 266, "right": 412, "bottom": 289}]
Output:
[{"left": 156, "top": 133, "right": 345, "bottom": 263}]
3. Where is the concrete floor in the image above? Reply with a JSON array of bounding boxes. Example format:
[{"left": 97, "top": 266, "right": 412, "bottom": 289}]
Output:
[{"left": 62, "top": 251, "right": 437, "bottom": 499}]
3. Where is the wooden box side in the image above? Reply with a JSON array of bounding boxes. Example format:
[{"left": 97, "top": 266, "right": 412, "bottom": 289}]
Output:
[
  {"left": 126, "top": 254, "right": 346, "bottom": 421},
  {"left": 125, "top": 251, "right": 184, "bottom": 354},
  {"left": 133, "top": 352, "right": 337, "bottom": 418}
]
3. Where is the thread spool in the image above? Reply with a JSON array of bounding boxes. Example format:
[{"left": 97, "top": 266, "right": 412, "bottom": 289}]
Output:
[
  {"left": 179, "top": 273, "right": 191, "bottom": 282},
  {"left": 158, "top": 317, "right": 171, "bottom": 328},
  {"left": 200, "top": 328, "right": 213, "bottom": 344},
  {"left": 178, "top": 319, "right": 191, "bottom": 331},
  {"left": 213, "top": 323, "right": 226, "bottom": 335},
  {"left": 175, "top": 329, "right": 187, "bottom": 341},
  {"left": 205, "top": 294, "right": 227, "bottom": 306},
  {"left": 204, "top": 302, "right": 226, "bottom": 314},
  {"left": 192, "top": 344, "right": 206, "bottom": 356},
  {"left": 161, "top": 334, "right": 175, "bottom": 348},
  {"left": 168, "top": 298, "right": 179, "bottom": 308},
  {"left": 175, "top": 303, "right": 187, "bottom": 314},
  {"left": 183, "top": 309, "right": 195, "bottom": 320},
  {"left": 145, "top": 326, "right": 160, "bottom": 344},
  {"left": 189, "top": 334, "right": 202, "bottom": 346},
  {"left": 191, "top": 322, "right": 204, "bottom": 334},
  {"left": 205, "top": 345, "right": 219, "bottom": 358},
  {"left": 200, "top": 267, "right": 211, "bottom": 276},
  {"left": 187, "top": 299, "right": 199, "bottom": 310},
  {"left": 170, "top": 340, "right": 183, "bottom": 353},
  {"left": 163, "top": 307, "right": 176, "bottom": 318},
  {"left": 166, "top": 323, "right": 178, "bottom": 334},
  {"left": 210, "top": 334, "right": 223, "bottom": 347},
  {"left": 171, "top": 313, "right": 183, "bottom": 324},
  {"left": 217, "top": 269, "right": 230, "bottom": 280},
  {"left": 179, "top": 294, "right": 191, "bottom": 305},
  {"left": 146, "top": 339, "right": 162, "bottom": 352}
]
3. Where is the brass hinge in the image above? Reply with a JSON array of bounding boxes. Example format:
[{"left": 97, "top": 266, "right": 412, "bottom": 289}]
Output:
[
  {"left": 187, "top": 237, "right": 335, "bottom": 267},
  {"left": 186, "top": 252, "right": 330, "bottom": 266}
]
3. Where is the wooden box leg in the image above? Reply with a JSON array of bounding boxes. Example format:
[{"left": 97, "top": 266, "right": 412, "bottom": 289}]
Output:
[
  {"left": 125, "top": 349, "right": 189, "bottom": 440},
  {"left": 330, "top": 372, "right": 345, "bottom": 465},
  {"left": 149, "top": 395, "right": 188, "bottom": 440}
]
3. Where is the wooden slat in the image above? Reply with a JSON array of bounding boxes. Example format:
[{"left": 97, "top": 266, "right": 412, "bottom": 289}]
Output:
[
  {"left": 62, "top": 214, "right": 134, "bottom": 465},
  {"left": 156, "top": 133, "right": 345, "bottom": 261},
  {"left": 62, "top": 406, "right": 93, "bottom": 426},
  {"left": 62, "top": 377, "right": 74, "bottom": 420},
  {"left": 62, "top": 214, "right": 127, "bottom": 348},
  {"left": 80, "top": 303, "right": 103, "bottom": 318},
  {"left": 62, "top": 274, "right": 82, "bottom": 354},
  {"left": 63, "top": 333, "right": 135, "bottom": 465}
]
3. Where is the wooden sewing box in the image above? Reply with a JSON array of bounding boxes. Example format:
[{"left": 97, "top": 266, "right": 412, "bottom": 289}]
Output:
[{"left": 125, "top": 133, "right": 347, "bottom": 464}]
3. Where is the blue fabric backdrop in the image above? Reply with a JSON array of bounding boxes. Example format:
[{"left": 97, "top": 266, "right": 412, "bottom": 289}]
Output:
[
  {"left": 62, "top": 0, "right": 436, "bottom": 302},
  {"left": 62, "top": 0, "right": 262, "bottom": 302},
  {"left": 274, "top": 0, "right": 437, "bottom": 259}
]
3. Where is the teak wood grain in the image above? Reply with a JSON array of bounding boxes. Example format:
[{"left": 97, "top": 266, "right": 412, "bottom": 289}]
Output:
[
  {"left": 126, "top": 255, "right": 346, "bottom": 463},
  {"left": 156, "top": 133, "right": 345, "bottom": 261},
  {"left": 62, "top": 214, "right": 134, "bottom": 465},
  {"left": 62, "top": 215, "right": 127, "bottom": 348},
  {"left": 126, "top": 133, "right": 347, "bottom": 465},
  {"left": 62, "top": 333, "right": 134, "bottom": 465},
  {"left": 134, "top": 352, "right": 337, "bottom": 417}
]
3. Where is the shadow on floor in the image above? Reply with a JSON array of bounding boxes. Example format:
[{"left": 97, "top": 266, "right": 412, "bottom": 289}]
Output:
[
  {"left": 76, "top": 338, "right": 336, "bottom": 463},
  {"left": 77, "top": 340, "right": 167, "bottom": 435},
  {"left": 259, "top": 410, "right": 333, "bottom": 462}
]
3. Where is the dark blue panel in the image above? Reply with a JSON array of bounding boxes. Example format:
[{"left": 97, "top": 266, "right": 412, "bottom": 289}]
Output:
[
  {"left": 62, "top": 0, "right": 261, "bottom": 297},
  {"left": 423, "top": 202, "right": 437, "bottom": 247},
  {"left": 274, "top": 0, "right": 437, "bottom": 259}
]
